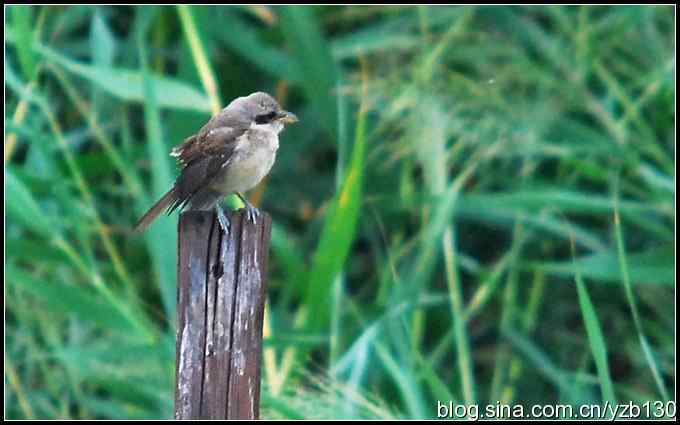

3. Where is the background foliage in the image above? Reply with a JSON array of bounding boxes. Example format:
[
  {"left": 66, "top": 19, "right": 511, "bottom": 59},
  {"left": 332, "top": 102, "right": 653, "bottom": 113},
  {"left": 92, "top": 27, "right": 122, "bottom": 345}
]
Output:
[{"left": 5, "top": 5, "right": 675, "bottom": 419}]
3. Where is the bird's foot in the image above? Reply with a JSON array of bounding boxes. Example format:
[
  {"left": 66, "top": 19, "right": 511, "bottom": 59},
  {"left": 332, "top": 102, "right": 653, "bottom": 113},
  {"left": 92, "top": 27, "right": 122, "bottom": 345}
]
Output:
[
  {"left": 245, "top": 203, "right": 260, "bottom": 224},
  {"left": 237, "top": 193, "right": 260, "bottom": 224},
  {"left": 215, "top": 204, "right": 230, "bottom": 234}
]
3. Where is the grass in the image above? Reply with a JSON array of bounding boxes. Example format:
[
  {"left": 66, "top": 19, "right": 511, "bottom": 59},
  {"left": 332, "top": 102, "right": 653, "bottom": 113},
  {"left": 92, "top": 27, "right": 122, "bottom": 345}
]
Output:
[{"left": 5, "top": 5, "right": 676, "bottom": 420}]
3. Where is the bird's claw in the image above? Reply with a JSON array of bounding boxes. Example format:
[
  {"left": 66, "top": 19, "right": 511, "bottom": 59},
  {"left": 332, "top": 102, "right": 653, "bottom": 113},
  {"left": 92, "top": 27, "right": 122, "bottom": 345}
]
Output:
[
  {"left": 236, "top": 193, "right": 260, "bottom": 224},
  {"left": 245, "top": 204, "right": 260, "bottom": 225},
  {"left": 216, "top": 204, "right": 230, "bottom": 234}
]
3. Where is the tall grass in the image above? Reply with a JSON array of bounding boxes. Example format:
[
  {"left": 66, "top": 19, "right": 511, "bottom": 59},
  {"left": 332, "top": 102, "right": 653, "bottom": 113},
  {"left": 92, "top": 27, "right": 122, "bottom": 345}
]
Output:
[{"left": 5, "top": 5, "right": 675, "bottom": 419}]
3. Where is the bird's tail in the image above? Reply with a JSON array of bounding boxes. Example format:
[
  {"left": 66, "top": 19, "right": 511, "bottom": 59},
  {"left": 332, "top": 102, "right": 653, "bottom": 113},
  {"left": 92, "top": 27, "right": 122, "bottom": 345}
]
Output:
[{"left": 134, "top": 188, "right": 177, "bottom": 233}]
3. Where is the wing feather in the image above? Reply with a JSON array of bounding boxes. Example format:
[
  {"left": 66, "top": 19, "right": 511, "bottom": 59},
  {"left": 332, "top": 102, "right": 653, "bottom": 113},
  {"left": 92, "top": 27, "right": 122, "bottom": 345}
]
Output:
[{"left": 167, "top": 119, "right": 248, "bottom": 213}]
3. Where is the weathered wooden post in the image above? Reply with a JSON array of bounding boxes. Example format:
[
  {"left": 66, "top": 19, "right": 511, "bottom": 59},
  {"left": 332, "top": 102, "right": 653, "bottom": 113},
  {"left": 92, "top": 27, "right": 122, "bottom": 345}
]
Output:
[{"left": 174, "top": 210, "right": 272, "bottom": 419}]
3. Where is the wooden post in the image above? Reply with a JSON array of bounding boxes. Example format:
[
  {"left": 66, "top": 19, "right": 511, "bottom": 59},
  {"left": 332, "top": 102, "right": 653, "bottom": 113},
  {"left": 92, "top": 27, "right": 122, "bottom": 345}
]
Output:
[{"left": 174, "top": 210, "right": 272, "bottom": 420}]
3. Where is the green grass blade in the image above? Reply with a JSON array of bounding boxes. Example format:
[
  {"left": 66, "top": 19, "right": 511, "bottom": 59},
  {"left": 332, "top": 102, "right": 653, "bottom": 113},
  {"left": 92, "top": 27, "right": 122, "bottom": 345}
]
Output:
[
  {"left": 459, "top": 190, "right": 664, "bottom": 215},
  {"left": 572, "top": 243, "right": 617, "bottom": 406},
  {"left": 442, "top": 227, "right": 476, "bottom": 406},
  {"left": 90, "top": 9, "right": 115, "bottom": 68},
  {"left": 613, "top": 200, "right": 670, "bottom": 401},
  {"left": 7, "top": 266, "right": 137, "bottom": 334},
  {"left": 375, "top": 342, "right": 426, "bottom": 418},
  {"left": 137, "top": 31, "right": 178, "bottom": 321},
  {"left": 306, "top": 94, "right": 367, "bottom": 331},
  {"left": 211, "top": 10, "right": 302, "bottom": 83},
  {"left": 177, "top": 5, "right": 222, "bottom": 115},
  {"left": 47, "top": 65, "right": 144, "bottom": 197},
  {"left": 534, "top": 244, "right": 674, "bottom": 286},
  {"left": 6, "top": 167, "right": 54, "bottom": 237},
  {"left": 503, "top": 330, "right": 586, "bottom": 405},
  {"left": 35, "top": 44, "right": 212, "bottom": 112},
  {"left": 279, "top": 6, "right": 338, "bottom": 138},
  {"left": 9, "top": 6, "right": 38, "bottom": 80}
]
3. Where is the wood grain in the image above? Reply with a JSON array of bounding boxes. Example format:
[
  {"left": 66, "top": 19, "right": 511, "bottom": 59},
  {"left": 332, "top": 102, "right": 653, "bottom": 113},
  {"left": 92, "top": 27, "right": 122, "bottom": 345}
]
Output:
[{"left": 175, "top": 210, "right": 271, "bottom": 419}]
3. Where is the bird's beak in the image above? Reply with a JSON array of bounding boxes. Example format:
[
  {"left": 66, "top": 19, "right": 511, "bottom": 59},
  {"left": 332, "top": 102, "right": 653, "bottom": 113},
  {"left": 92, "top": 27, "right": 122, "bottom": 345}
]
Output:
[{"left": 277, "top": 111, "right": 298, "bottom": 125}]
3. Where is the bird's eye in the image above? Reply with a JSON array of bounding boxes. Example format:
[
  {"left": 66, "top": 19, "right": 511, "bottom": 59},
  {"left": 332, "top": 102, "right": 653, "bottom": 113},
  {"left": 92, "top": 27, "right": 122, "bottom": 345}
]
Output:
[{"left": 255, "top": 111, "right": 277, "bottom": 124}]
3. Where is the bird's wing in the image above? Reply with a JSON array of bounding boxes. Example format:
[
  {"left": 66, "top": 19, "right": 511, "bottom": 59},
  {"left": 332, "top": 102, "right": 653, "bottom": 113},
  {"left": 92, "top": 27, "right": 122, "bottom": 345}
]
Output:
[
  {"left": 168, "top": 123, "right": 248, "bottom": 213},
  {"left": 172, "top": 125, "right": 244, "bottom": 166}
]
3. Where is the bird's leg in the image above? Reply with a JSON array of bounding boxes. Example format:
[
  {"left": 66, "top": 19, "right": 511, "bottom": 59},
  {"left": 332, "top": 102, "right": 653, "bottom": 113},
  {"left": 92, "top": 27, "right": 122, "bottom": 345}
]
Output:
[
  {"left": 236, "top": 192, "right": 260, "bottom": 224},
  {"left": 215, "top": 203, "right": 231, "bottom": 234}
]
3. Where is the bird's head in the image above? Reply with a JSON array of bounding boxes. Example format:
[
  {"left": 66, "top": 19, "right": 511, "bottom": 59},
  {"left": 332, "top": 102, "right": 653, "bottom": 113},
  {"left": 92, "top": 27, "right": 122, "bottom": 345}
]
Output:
[{"left": 227, "top": 92, "right": 298, "bottom": 134}]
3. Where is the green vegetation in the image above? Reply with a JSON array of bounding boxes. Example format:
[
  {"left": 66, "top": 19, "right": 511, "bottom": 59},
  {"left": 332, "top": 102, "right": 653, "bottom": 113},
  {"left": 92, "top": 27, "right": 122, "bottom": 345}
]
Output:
[{"left": 5, "top": 5, "right": 675, "bottom": 419}]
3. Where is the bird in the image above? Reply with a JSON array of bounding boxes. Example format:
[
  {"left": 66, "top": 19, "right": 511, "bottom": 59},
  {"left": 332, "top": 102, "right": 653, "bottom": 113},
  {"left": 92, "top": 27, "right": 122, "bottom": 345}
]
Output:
[{"left": 134, "top": 91, "right": 298, "bottom": 233}]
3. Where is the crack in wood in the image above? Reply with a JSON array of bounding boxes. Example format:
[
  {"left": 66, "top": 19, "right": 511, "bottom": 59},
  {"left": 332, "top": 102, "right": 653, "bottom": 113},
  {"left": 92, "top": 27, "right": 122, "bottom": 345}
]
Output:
[
  {"left": 225, "top": 212, "right": 242, "bottom": 417},
  {"left": 198, "top": 215, "right": 217, "bottom": 415}
]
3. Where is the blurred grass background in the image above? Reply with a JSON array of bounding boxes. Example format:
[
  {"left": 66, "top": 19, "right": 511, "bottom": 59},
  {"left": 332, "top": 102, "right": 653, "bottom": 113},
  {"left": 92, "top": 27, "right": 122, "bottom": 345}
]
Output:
[{"left": 5, "top": 5, "right": 675, "bottom": 419}]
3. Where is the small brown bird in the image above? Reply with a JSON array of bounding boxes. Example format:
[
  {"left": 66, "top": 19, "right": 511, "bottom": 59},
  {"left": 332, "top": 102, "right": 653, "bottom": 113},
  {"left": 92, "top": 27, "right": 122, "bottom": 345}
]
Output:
[{"left": 134, "top": 92, "right": 297, "bottom": 233}]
